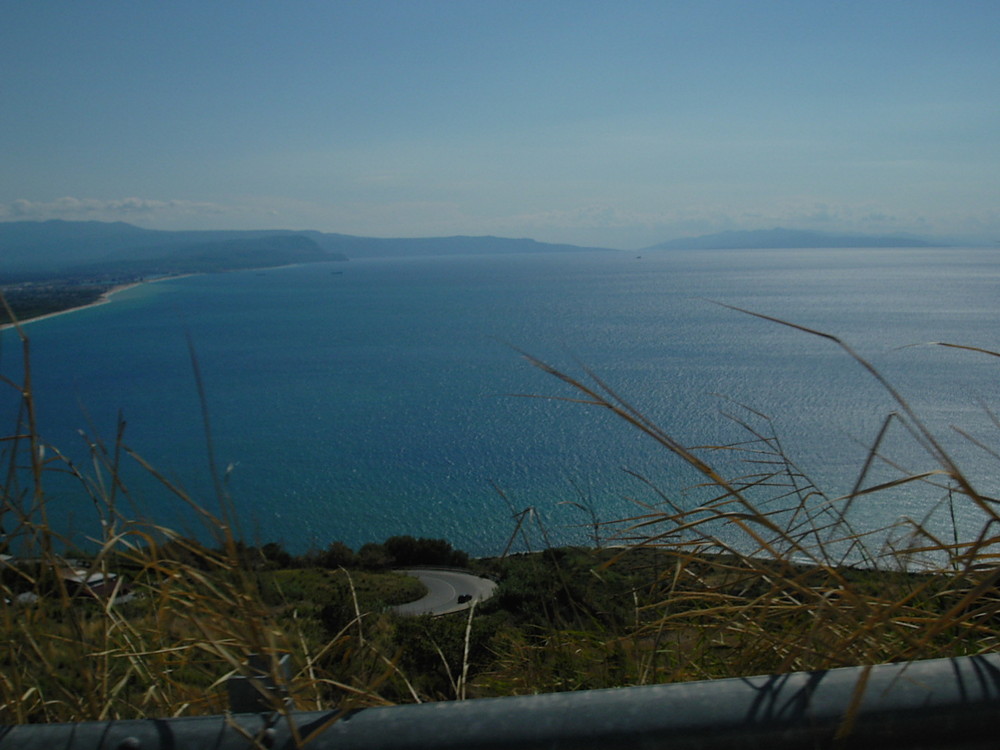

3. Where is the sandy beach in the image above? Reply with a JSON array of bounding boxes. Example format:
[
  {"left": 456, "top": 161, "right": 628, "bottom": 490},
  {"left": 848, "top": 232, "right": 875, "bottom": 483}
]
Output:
[
  {"left": 0, "top": 275, "right": 189, "bottom": 332},
  {"left": 0, "top": 263, "right": 318, "bottom": 333}
]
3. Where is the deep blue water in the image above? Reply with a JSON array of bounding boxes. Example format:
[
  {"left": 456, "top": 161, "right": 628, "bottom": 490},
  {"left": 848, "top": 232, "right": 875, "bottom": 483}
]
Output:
[{"left": 3, "top": 248, "right": 997, "bottom": 557}]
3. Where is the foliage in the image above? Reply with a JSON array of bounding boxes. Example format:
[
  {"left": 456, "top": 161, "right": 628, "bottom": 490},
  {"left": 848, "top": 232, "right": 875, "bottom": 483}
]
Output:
[
  {"left": 311, "top": 541, "right": 357, "bottom": 569},
  {"left": 382, "top": 535, "right": 470, "bottom": 568},
  {"left": 0, "top": 285, "right": 108, "bottom": 325}
]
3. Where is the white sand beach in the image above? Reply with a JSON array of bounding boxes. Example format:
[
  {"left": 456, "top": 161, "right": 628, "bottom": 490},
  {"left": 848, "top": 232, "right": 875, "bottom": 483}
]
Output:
[{"left": 0, "top": 275, "right": 189, "bottom": 332}]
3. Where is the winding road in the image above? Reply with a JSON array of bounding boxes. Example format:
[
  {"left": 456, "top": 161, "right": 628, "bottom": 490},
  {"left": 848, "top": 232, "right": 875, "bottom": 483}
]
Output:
[{"left": 392, "top": 569, "right": 498, "bottom": 616}]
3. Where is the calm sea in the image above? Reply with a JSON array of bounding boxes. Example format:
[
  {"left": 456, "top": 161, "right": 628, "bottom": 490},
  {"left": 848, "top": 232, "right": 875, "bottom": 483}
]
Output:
[{"left": 3, "top": 248, "right": 997, "bottom": 557}]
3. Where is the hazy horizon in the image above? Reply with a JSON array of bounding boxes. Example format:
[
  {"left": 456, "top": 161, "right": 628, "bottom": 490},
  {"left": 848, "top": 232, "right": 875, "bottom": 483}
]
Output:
[{"left": 3, "top": 2, "right": 998, "bottom": 250}]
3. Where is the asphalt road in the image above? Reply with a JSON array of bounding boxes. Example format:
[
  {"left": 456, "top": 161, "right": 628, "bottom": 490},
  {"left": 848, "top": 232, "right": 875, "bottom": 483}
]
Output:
[{"left": 392, "top": 569, "right": 498, "bottom": 616}]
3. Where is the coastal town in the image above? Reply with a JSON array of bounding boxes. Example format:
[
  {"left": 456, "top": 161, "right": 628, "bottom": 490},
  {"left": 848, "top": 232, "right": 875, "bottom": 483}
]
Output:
[{"left": 0, "top": 273, "right": 143, "bottom": 326}]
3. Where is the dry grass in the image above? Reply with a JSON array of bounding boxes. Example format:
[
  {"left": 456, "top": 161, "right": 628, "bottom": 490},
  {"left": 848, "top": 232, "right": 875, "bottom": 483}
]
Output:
[
  {"left": 0, "top": 309, "right": 417, "bottom": 725},
  {"left": 499, "top": 306, "right": 1000, "bottom": 685}
]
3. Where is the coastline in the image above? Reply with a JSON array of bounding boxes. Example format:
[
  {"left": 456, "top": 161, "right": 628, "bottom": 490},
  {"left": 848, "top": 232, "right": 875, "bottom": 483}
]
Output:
[
  {"left": 0, "top": 275, "right": 191, "bottom": 332},
  {"left": 0, "top": 260, "right": 335, "bottom": 333}
]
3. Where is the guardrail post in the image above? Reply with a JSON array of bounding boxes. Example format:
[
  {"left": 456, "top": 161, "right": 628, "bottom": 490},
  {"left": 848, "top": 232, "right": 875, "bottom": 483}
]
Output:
[{"left": 226, "top": 652, "right": 293, "bottom": 714}]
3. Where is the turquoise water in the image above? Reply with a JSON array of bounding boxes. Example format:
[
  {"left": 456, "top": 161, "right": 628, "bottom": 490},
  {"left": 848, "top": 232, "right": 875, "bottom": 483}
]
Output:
[{"left": 4, "top": 248, "right": 998, "bottom": 556}]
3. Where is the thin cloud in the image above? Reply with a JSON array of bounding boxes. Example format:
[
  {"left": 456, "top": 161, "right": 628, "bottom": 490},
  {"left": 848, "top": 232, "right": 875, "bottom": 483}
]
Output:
[{"left": 0, "top": 196, "right": 231, "bottom": 221}]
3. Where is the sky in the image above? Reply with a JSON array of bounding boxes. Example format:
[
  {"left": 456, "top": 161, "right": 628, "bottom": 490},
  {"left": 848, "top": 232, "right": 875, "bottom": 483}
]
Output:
[{"left": 2, "top": 1, "right": 998, "bottom": 249}]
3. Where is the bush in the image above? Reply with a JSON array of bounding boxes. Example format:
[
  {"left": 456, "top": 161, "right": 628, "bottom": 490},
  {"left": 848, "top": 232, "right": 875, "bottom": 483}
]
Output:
[
  {"left": 383, "top": 535, "right": 470, "bottom": 568},
  {"left": 315, "top": 540, "right": 357, "bottom": 569},
  {"left": 357, "top": 542, "right": 392, "bottom": 570}
]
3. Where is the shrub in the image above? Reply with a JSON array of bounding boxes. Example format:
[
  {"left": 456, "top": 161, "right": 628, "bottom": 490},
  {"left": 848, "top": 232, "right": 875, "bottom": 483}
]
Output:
[{"left": 383, "top": 535, "right": 470, "bottom": 568}]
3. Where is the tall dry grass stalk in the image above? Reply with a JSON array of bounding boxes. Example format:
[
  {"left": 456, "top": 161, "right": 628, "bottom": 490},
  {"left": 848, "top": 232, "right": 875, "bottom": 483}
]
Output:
[
  {"left": 0, "top": 306, "right": 407, "bottom": 726},
  {"left": 513, "top": 307, "right": 1000, "bottom": 682}
]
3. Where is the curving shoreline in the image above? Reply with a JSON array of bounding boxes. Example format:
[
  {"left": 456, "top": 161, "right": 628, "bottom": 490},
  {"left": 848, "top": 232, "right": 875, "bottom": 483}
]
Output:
[
  {"left": 0, "top": 275, "right": 189, "bottom": 332},
  {"left": 0, "top": 260, "right": 331, "bottom": 333}
]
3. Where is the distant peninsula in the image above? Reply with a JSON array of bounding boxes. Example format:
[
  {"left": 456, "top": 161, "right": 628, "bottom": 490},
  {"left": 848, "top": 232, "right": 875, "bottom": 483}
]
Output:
[
  {"left": 0, "top": 220, "right": 611, "bottom": 324},
  {"left": 645, "top": 227, "right": 943, "bottom": 251},
  {"left": 0, "top": 220, "right": 610, "bottom": 280}
]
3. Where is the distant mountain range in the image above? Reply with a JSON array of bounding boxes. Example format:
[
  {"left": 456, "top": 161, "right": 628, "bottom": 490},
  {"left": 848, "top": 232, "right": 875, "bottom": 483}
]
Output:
[
  {"left": 310, "top": 233, "right": 606, "bottom": 259},
  {"left": 0, "top": 220, "right": 952, "bottom": 283},
  {"left": 0, "top": 220, "right": 608, "bottom": 281},
  {"left": 645, "top": 228, "right": 942, "bottom": 250},
  {"left": 0, "top": 221, "right": 336, "bottom": 279}
]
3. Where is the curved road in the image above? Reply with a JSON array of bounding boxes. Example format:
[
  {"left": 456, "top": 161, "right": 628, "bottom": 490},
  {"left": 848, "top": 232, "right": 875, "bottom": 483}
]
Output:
[{"left": 392, "top": 569, "right": 498, "bottom": 616}]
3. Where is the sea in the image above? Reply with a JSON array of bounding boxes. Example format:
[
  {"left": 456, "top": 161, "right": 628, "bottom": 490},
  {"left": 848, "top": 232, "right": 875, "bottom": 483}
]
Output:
[{"left": 2, "top": 247, "right": 997, "bottom": 559}]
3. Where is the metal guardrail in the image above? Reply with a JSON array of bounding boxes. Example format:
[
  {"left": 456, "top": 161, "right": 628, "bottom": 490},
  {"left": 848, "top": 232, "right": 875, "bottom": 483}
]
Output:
[{"left": 2, "top": 653, "right": 999, "bottom": 749}]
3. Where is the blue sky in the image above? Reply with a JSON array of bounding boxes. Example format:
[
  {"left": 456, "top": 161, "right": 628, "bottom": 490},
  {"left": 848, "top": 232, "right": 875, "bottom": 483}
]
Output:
[{"left": 2, "top": 1, "right": 998, "bottom": 249}]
